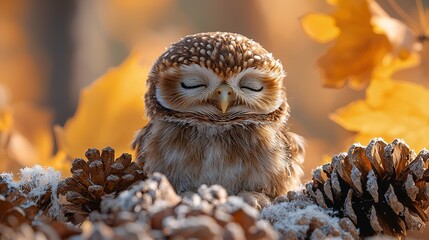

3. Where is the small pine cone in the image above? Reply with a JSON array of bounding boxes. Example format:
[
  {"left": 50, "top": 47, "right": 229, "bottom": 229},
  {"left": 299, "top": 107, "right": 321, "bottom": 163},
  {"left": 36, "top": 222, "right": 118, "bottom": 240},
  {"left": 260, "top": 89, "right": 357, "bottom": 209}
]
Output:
[
  {"left": 262, "top": 192, "right": 358, "bottom": 239},
  {"left": 19, "top": 181, "right": 54, "bottom": 221},
  {"left": 58, "top": 147, "right": 146, "bottom": 223},
  {"left": 0, "top": 176, "right": 26, "bottom": 206},
  {"left": 1, "top": 166, "right": 63, "bottom": 223},
  {"left": 100, "top": 172, "right": 180, "bottom": 215},
  {"left": 306, "top": 138, "right": 429, "bottom": 238},
  {"left": 0, "top": 176, "right": 38, "bottom": 227}
]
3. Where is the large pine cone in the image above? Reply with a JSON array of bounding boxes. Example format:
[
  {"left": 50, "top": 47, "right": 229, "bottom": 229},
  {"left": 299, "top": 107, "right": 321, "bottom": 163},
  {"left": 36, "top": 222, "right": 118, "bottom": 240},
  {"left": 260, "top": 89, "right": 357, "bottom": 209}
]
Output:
[
  {"left": 306, "top": 138, "right": 429, "bottom": 238},
  {"left": 58, "top": 147, "right": 146, "bottom": 223}
]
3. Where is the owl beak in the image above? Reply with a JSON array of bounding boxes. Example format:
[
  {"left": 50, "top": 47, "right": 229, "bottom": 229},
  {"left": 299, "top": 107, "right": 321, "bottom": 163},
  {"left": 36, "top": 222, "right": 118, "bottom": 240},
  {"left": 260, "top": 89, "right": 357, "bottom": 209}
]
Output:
[{"left": 215, "top": 84, "right": 233, "bottom": 113}]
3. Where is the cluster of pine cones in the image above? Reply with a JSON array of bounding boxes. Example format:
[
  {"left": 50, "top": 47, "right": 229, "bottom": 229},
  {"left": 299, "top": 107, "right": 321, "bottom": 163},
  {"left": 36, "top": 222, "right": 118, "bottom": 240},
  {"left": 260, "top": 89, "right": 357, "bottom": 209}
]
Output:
[{"left": 0, "top": 138, "right": 428, "bottom": 239}]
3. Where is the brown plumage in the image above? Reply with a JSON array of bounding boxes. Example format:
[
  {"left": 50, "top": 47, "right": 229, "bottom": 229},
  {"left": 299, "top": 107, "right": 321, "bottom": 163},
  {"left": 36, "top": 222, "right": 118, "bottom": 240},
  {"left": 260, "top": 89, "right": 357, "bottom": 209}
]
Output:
[{"left": 133, "top": 32, "right": 305, "bottom": 208}]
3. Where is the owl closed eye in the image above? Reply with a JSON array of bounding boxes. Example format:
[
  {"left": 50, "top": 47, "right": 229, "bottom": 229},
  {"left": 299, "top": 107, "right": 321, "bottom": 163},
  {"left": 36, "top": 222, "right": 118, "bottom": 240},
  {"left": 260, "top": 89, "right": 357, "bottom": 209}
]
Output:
[{"left": 155, "top": 64, "right": 285, "bottom": 119}]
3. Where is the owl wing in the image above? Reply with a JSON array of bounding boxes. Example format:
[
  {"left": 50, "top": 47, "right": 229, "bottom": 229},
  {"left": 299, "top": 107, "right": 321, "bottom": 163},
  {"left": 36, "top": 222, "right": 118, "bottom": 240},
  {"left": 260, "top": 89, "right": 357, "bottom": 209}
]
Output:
[
  {"left": 283, "top": 130, "right": 305, "bottom": 166},
  {"left": 280, "top": 128, "right": 306, "bottom": 190},
  {"left": 132, "top": 122, "right": 153, "bottom": 165}
]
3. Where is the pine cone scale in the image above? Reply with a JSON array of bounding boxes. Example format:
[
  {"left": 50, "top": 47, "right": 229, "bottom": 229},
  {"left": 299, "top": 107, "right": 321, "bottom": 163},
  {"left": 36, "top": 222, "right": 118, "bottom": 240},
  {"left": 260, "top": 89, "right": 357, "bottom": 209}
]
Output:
[
  {"left": 85, "top": 148, "right": 101, "bottom": 162},
  {"left": 71, "top": 158, "right": 90, "bottom": 174},
  {"left": 101, "top": 147, "right": 115, "bottom": 177}
]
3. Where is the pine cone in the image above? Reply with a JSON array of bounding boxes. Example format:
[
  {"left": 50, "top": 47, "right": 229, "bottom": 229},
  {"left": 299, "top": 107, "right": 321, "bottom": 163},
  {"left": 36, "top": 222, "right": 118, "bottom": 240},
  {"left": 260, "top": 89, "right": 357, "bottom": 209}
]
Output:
[
  {"left": 90, "top": 173, "right": 180, "bottom": 228},
  {"left": 100, "top": 172, "right": 181, "bottom": 215},
  {"left": 0, "top": 176, "right": 38, "bottom": 228},
  {"left": 17, "top": 166, "right": 61, "bottom": 220},
  {"left": 262, "top": 191, "right": 359, "bottom": 240},
  {"left": 58, "top": 147, "right": 146, "bottom": 223},
  {"left": 306, "top": 138, "right": 429, "bottom": 238},
  {"left": 0, "top": 176, "right": 26, "bottom": 206}
]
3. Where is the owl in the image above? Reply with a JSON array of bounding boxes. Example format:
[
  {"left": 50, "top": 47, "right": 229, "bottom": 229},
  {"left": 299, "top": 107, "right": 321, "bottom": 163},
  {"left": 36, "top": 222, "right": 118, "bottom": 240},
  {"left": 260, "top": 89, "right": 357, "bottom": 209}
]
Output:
[{"left": 133, "top": 32, "right": 305, "bottom": 208}]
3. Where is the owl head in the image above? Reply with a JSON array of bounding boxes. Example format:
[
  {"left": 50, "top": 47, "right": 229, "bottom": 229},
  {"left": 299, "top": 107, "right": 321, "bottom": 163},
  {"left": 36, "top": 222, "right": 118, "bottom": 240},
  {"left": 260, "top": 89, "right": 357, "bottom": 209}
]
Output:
[{"left": 145, "top": 32, "right": 289, "bottom": 125}]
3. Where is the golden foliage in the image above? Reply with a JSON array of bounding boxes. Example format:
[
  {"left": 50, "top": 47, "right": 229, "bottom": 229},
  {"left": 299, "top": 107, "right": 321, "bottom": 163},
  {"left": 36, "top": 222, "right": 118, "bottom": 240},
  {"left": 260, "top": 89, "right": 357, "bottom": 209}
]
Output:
[
  {"left": 331, "top": 74, "right": 429, "bottom": 151},
  {"left": 55, "top": 51, "right": 149, "bottom": 170},
  {"left": 10, "top": 104, "right": 53, "bottom": 167},
  {"left": 300, "top": 0, "right": 420, "bottom": 89},
  {"left": 300, "top": 13, "right": 340, "bottom": 44},
  {"left": 0, "top": 98, "right": 53, "bottom": 173}
]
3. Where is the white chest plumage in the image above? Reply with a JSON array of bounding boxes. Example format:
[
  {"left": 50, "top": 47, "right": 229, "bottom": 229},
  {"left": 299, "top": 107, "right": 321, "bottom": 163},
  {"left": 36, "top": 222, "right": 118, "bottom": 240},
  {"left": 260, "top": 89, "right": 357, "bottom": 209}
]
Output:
[{"left": 141, "top": 120, "right": 289, "bottom": 195}]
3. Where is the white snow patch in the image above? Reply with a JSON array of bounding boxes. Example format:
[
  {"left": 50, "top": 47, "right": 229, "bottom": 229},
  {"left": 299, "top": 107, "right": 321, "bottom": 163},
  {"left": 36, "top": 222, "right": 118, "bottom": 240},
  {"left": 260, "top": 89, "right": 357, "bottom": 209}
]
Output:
[{"left": 261, "top": 192, "right": 352, "bottom": 239}]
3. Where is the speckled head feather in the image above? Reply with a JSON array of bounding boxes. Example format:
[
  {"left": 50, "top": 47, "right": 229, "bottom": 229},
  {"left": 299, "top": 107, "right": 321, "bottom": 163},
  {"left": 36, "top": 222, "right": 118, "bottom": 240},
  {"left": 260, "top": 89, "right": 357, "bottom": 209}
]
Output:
[
  {"left": 151, "top": 32, "right": 284, "bottom": 80},
  {"left": 144, "top": 32, "right": 288, "bottom": 124}
]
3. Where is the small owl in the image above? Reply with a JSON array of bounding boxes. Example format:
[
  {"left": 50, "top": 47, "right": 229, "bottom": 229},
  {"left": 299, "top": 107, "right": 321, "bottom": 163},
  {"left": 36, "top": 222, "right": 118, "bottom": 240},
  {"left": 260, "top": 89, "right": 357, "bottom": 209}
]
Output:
[{"left": 133, "top": 32, "right": 304, "bottom": 208}]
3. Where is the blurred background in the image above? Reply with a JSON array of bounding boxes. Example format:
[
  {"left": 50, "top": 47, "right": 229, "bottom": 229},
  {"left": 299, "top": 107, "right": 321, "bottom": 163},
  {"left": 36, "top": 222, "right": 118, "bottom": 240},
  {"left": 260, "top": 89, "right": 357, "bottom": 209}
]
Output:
[
  {"left": 0, "top": 0, "right": 428, "bottom": 237},
  {"left": 1, "top": 0, "right": 428, "bottom": 174},
  {"left": 0, "top": 0, "right": 428, "bottom": 177}
]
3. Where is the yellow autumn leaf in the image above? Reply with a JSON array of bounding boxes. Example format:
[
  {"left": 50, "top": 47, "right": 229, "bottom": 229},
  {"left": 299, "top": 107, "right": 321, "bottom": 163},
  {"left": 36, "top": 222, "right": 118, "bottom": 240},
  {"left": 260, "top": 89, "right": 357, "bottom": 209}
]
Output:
[
  {"left": 322, "top": 0, "right": 391, "bottom": 89},
  {"left": 0, "top": 83, "right": 54, "bottom": 173},
  {"left": 369, "top": 1, "right": 423, "bottom": 64},
  {"left": 0, "top": 107, "right": 12, "bottom": 132},
  {"left": 55, "top": 51, "right": 149, "bottom": 170},
  {"left": 11, "top": 103, "right": 54, "bottom": 166},
  {"left": 330, "top": 77, "right": 429, "bottom": 150},
  {"left": 0, "top": 102, "right": 13, "bottom": 172},
  {"left": 301, "top": 0, "right": 421, "bottom": 89},
  {"left": 0, "top": 104, "right": 54, "bottom": 173},
  {"left": 300, "top": 13, "right": 340, "bottom": 43}
]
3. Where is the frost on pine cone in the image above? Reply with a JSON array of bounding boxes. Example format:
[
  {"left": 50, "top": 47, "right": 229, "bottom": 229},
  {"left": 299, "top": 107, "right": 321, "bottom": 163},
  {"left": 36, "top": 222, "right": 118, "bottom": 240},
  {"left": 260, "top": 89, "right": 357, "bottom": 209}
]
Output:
[
  {"left": 94, "top": 173, "right": 278, "bottom": 239},
  {"left": 262, "top": 191, "right": 359, "bottom": 239},
  {"left": 306, "top": 138, "right": 429, "bottom": 238},
  {"left": 0, "top": 166, "right": 61, "bottom": 228},
  {"left": 57, "top": 147, "right": 146, "bottom": 223},
  {"left": 0, "top": 177, "right": 33, "bottom": 228}
]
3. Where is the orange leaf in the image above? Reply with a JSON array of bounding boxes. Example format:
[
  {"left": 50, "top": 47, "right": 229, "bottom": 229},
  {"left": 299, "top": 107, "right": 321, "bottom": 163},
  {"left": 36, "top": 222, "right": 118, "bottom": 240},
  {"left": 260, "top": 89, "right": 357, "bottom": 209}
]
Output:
[
  {"left": 11, "top": 103, "right": 54, "bottom": 166},
  {"left": 331, "top": 77, "right": 429, "bottom": 150},
  {"left": 300, "top": 13, "right": 340, "bottom": 44},
  {"left": 301, "top": 0, "right": 421, "bottom": 89},
  {"left": 0, "top": 102, "right": 54, "bottom": 173},
  {"left": 56, "top": 51, "right": 149, "bottom": 162}
]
